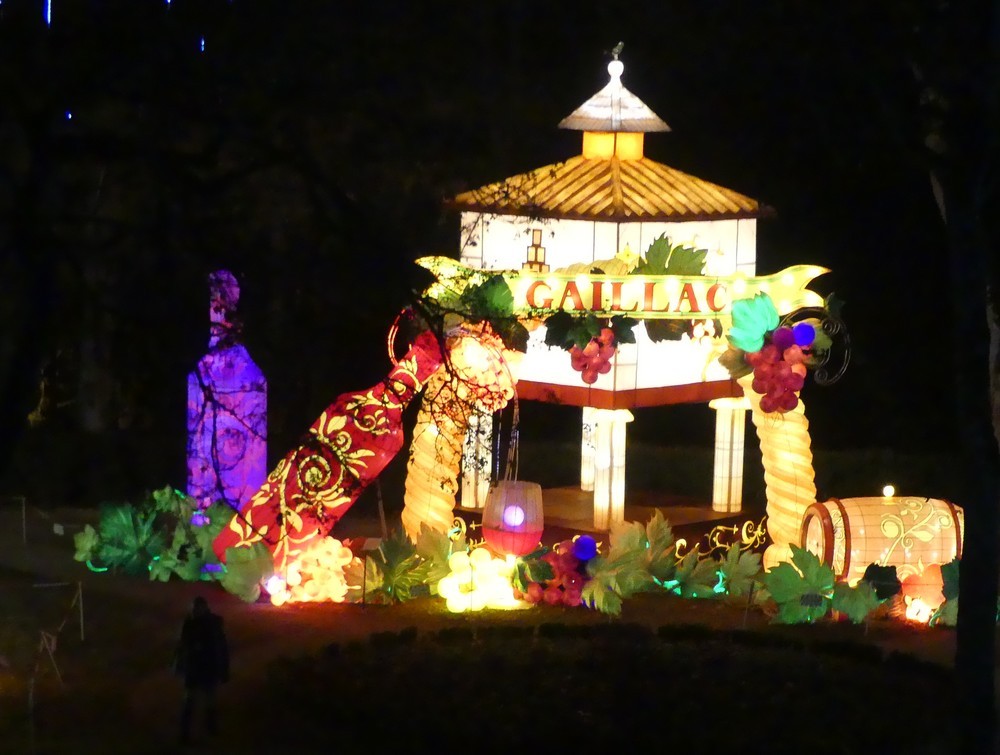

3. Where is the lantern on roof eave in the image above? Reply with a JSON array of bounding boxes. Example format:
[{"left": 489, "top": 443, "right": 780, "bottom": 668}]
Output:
[{"left": 482, "top": 481, "right": 544, "bottom": 557}]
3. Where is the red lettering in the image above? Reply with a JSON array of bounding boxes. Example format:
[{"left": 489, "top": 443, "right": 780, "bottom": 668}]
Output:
[
  {"left": 558, "top": 281, "right": 585, "bottom": 311},
  {"left": 674, "top": 282, "right": 701, "bottom": 313},
  {"left": 590, "top": 281, "right": 604, "bottom": 311},
  {"left": 643, "top": 281, "right": 671, "bottom": 313},
  {"left": 706, "top": 283, "right": 727, "bottom": 312},
  {"left": 526, "top": 281, "right": 552, "bottom": 309},
  {"left": 610, "top": 281, "right": 638, "bottom": 312}
]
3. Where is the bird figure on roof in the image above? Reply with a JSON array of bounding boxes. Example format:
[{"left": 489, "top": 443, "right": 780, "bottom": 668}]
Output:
[{"left": 610, "top": 41, "right": 624, "bottom": 60}]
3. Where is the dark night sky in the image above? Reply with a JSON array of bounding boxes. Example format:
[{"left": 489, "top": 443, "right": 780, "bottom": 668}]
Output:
[{"left": 0, "top": 1, "right": 965, "bottom": 501}]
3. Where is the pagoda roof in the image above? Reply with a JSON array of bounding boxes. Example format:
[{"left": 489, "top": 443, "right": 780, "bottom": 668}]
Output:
[
  {"left": 558, "top": 58, "right": 670, "bottom": 133},
  {"left": 449, "top": 154, "right": 769, "bottom": 223}
]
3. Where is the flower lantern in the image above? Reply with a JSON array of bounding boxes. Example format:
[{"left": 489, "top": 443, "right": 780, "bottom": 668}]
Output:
[{"left": 482, "top": 481, "right": 544, "bottom": 556}]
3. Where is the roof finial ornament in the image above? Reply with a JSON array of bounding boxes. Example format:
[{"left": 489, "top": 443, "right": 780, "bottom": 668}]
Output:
[{"left": 608, "top": 42, "right": 625, "bottom": 81}]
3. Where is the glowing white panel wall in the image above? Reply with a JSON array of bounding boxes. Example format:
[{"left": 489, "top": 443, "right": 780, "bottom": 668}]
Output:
[
  {"left": 459, "top": 213, "right": 755, "bottom": 278},
  {"left": 458, "top": 212, "right": 754, "bottom": 392},
  {"left": 708, "top": 396, "right": 750, "bottom": 513}
]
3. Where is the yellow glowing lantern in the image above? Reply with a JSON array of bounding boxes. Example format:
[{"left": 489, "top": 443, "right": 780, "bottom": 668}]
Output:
[
  {"left": 482, "top": 480, "right": 544, "bottom": 556},
  {"left": 436, "top": 547, "right": 526, "bottom": 612},
  {"left": 402, "top": 326, "right": 518, "bottom": 541},
  {"left": 738, "top": 373, "right": 817, "bottom": 569},
  {"left": 262, "top": 537, "right": 355, "bottom": 606},
  {"left": 800, "top": 497, "right": 964, "bottom": 585}
]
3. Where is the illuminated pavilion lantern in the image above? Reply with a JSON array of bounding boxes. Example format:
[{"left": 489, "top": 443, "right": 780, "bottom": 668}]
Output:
[{"left": 448, "top": 53, "right": 769, "bottom": 528}]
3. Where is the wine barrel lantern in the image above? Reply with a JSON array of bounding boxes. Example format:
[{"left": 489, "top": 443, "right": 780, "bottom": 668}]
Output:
[
  {"left": 799, "top": 497, "right": 964, "bottom": 585},
  {"left": 482, "top": 481, "right": 544, "bottom": 557}
]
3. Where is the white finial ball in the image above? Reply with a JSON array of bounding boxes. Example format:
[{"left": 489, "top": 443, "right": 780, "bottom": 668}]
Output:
[{"left": 608, "top": 59, "right": 624, "bottom": 78}]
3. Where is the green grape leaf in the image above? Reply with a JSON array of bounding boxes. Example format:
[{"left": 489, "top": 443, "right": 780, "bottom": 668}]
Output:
[
  {"left": 73, "top": 524, "right": 100, "bottom": 563},
  {"left": 728, "top": 294, "right": 779, "bottom": 353},
  {"left": 664, "top": 245, "right": 708, "bottom": 275},
  {"left": 718, "top": 544, "right": 762, "bottom": 598},
  {"left": 493, "top": 318, "right": 530, "bottom": 353},
  {"left": 823, "top": 293, "right": 845, "bottom": 320},
  {"left": 523, "top": 557, "right": 554, "bottom": 587},
  {"left": 609, "top": 315, "right": 639, "bottom": 345},
  {"left": 415, "top": 524, "right": 454, "bottom": 585},
  {"left": 832, "top": 581, "right": 880, "bottom": 623},
  {"left": 543, "top": 312, "right": 574, "bottom": 347},
  {"left": 761, "top": 545, "right": 834, "bottom": 623},
  {"left": 633, "top": 234, "right": 672, "bottom": 275},
  {"left": 644, "top": 319, "right": 689, "bottom": 342},
  {"left": 861, "top": 563, "right": 901, "bottom": 600},
  {"left": 148, "top": 556, "right": 175, "bottom": 583},
  {"left": 673, "top": 550, "right": 720, "bottom": 599},
  {"left": 930, "top": 598, "right": 959, "bottom": 627},
  {"left": 719, "top": 347, "right": 753, "bottom": 379},
  {"left": 609, "top": 519, "right": 648, "bottom": 557},
  {"left": 941, "top": 558, "right": 960, "bottom": 601},
  {"left": 220, "top": 543, "right": 273, "bottom": 603},
  {"left": 95, "top": 504, "right": 167, "bottom": 576},
  {"left": 460, "top": 274, "right": 514, "bottom": 321},
  {"left": 366, "top": 529, "right": 431, "bottom": 603},
  {"left": 608, "top": 562, "right": 655, "bottom": 597},
  {"left": 344, "top": 554, "right": 385, "bottom": 603},
  {"left": 581, "top": 577, "right": 624, "bottom": 616},
  {"left": 193, "top": 503, "right": 235, "bottom": 553},
  {"left": 643, "top": 510, "right": 677, "bottom": 583}
]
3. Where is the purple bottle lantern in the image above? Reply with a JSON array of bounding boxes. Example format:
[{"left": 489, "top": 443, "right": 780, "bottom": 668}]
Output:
[{"left": 187, "top": 271, "right": 267, "bottom": 511}]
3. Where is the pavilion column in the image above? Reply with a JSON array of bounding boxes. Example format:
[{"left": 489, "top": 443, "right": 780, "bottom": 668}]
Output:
[
  {"left": 580, "top": 406, "right": 596, "bottom": 492},
  {"left": 460, "top": 410, "right": 493, "bottom": 509},
  {"left": 592, "top": 408, "right": 634, "bottom": 530},
  {"left": 708, "top": 396, "right": 750, "bottom": 513}
]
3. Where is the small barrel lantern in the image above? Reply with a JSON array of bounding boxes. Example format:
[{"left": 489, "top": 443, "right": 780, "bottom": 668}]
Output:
[
  {"left": 482, "top": 481, "right": 544, "bottom": 556},
  {"left": 800, "top": 496, "right": 964, "bottom": 585}
]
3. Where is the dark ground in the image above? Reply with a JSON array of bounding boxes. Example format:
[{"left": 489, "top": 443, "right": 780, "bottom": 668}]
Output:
[{"left": 0, "top": 497, "right": 991, "bottom": 754}]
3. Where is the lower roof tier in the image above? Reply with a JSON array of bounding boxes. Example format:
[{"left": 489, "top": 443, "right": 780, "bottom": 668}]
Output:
[{"left": 516, "top": 378, "right": 742, "bottom": 410}]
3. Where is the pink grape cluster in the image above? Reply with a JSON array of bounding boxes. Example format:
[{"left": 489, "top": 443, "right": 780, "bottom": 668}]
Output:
[
  {"left": 514, "top": 540, "right": 589, "bottom": 607},
  {"left": 569, "top": 328, "right": 616, "bottom": 385},
  {"left": 746, "top": 325, "right": 809, "bottom": 413}
]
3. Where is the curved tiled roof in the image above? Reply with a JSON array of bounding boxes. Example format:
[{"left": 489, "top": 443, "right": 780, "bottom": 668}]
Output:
[{"left": 449, "top": 154, "right": 769, "bottom": 222}]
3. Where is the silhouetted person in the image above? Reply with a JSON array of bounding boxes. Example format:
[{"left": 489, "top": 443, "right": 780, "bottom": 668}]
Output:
[{"left": 174, "top": 596, "right": 229, "bottom": 745}]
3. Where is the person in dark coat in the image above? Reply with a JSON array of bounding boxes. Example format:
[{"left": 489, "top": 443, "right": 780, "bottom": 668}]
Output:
[{"left": 174, "top": 596, "right": 229, "bottom": 744}]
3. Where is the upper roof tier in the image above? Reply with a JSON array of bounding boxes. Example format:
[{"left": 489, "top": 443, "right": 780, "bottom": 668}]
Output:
[
  {"left": 449, "top": 56, "right": 770, "bottom": 222},
  {"left": 558, "top": 59, "right": 670, "bottom": 133}
]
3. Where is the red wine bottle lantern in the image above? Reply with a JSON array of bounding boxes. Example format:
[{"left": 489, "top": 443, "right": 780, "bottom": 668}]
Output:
[{"left": 482, "top": 481, "right": 544, "bottom": 556}]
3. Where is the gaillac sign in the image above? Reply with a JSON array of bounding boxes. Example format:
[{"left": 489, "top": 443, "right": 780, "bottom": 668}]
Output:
[{"left": 419, "top": 257, "right": 828, "bottom": 320}]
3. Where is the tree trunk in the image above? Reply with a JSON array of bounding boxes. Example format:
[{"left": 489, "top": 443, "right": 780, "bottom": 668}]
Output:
[{"left": 941, "top": 179, "right": 1000, "bottom": 754}]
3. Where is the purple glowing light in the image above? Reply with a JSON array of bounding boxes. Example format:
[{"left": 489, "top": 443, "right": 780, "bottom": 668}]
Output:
[
  {"left": 187, "top": 270, "right": 267, "bottom": 511},
  {"left": 502, "top": 504, "right": 526, "bottom": 528}
]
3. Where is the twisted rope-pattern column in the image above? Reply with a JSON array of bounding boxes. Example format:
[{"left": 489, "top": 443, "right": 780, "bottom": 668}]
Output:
[
  {"left": 402, "top": 327, "right": 518, "bottom": 542},
  {"left": 402, "top": 368, "right": 468, "bottom": 540},
  {"left": 738, "top": 374, "right": 817, "bottom": 569}
]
